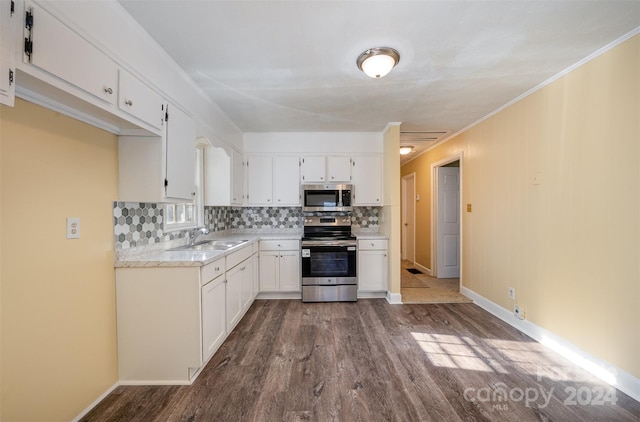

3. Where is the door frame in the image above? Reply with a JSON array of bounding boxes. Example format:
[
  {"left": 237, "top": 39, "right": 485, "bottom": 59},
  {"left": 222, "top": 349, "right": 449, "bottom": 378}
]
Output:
[
  {"left": 431, "top": 152, "right": 464, "bottom": 284},
  {"left": 401, "top": 172, "right": 416, "bottom": 264}
]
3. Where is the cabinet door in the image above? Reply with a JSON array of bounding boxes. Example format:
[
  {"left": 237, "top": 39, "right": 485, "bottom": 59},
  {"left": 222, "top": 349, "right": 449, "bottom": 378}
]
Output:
[
  {"left": 241, "top": 259, "right": 253, "bottom": 311},
  {"left": 352, "top": 156, "right": 383, "bottom": 205},
  {"left": 118, "top": 69, "right": 164, "bottom": 131},
  {"left": 0, "top": 0, "right": 18, "bottom": 106},
  {"left": 252, "top": 253, "right": 260, "bottom": 297},
  {"left": 231, "top": 149, "right": 244, "bottom": 205},
  {"left": 165, "top": 103, "right": 196, "bottom": 200},
  {"left": 202, "top": 277, "right": 226, "bottom": 361},
  {"left": 279, "top": 250, "right": 301, "bottom": 292},
  {"left": 301, "top": 156, "right": 325, "bottom": 182},
  {"left": 24, "top": 2, "right": 118, "bottom": 105},
  {"left": 273, "top": 156, "right": 300, "bottom": 205},
  {"left": 247, "top": 156, "right": 273, "bottom": 205},
  {"left": 327, "top": 156, "right": 351, "bottom": 182},
  {"left": 358, "top": 250, "right": 388, "bottom": 291},
  {"left": 259, "top": 251, "right": 279, "bottom": 291},
  {"left": 204, "top": 147, "right": 231, "bottom": 206},
  {"left": 226, "top": 265, "right": 244, "bottom": 332}
]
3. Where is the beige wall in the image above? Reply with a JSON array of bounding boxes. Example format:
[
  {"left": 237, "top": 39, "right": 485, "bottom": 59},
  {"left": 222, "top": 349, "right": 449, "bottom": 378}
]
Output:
[
  {"left": 382, "top": 124, "right": 401, "bottom": 295},
  {"left": 1, "top": 99, "right": 119, "bottom": 421},
  {"left": 401, "top": 35, "right": 639, "bottom": 378}
]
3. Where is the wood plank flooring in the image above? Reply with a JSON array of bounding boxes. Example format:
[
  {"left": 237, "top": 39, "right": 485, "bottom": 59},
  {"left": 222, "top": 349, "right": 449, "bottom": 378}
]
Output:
[{"left": 82, "top": 300, "right": 639, "bottom": 421}]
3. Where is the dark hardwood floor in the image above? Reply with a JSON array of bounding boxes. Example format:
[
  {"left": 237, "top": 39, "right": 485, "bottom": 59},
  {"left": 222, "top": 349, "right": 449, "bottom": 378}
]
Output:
[{"left": 83, "top": 300, "right": 639, "bottom": 421}]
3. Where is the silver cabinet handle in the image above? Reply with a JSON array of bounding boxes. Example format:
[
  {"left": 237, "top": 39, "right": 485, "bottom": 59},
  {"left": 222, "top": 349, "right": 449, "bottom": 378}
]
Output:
[
  {"left": 124, "top": 99, "right": 133, "bottom": 106},
  {"left": 104, "top": 87, "right": 113, "bottom": 94}
]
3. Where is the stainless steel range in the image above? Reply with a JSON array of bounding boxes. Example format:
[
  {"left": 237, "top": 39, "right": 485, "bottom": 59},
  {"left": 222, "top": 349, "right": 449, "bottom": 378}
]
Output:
[{"left": 301, "top": 215, "right": 357, "bottom": 302}]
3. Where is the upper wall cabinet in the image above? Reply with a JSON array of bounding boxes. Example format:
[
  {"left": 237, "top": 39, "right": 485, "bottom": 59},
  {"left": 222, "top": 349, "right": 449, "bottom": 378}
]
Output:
[
  {"left": 301, "top": 156, "right": 351, "bottom": 183},
  {"left": 117, "top": 69, "right": 165, "bottom": 131},
  {"left": 0, "top": 0, "right": 19, "bottom": 106},
  {"left": 16, "top": 1, "right": 165, "bottom": 135},
  {"left": 352, "top": 155, "right": 383, "bottom": 205},
  {"left": 118, "top": 102, "right": 196, "bottom": 203},
  {"left": 204, "top": 147, "right": 231, "bottom": 206},
  {"left": 246, "top": 155, "right": 300, "bottom": 206},
  {"left": 165, "top": 104, "right": 196, "bottom": 199},
  {"left": 23, "top": 2, "right": 118, "bottom": 106},
  {"left": 231, "top": 149, "right": 245, "bottom": 205}
]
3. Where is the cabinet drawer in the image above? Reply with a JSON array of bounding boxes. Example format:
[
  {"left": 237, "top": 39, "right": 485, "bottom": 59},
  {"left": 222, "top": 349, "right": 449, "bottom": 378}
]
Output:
[
  {"left": 201, "top": 258, "right": 225, "bottom": 286},
  {"left": 358, "top": 239, "right": 388, "bottom": 250},
  {"left": 259, "top": 239, "right": 300, "bottom": 251},
  {"left": 226, "top": 245, "right": 253, "bottom": 269}
]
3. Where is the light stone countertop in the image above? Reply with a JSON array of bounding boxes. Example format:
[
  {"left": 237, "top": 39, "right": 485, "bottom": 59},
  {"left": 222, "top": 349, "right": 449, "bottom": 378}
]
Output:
[
  {"left": 353, "top": 231, "right": 388, "bottom": 240},
  {"left": 115, "top": 231, "right": 303, "bottom": 268}
]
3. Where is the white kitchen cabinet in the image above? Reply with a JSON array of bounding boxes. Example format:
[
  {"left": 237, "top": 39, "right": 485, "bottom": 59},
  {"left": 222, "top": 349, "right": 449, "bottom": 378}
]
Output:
[
  {"left": 327, "top": 156, "right": 352, "bottom": 182},
  {"left": 358, "top": 239, "right": 388, "bottom": 292},
  {"left": 117, "top": 69, "right": 165, "bottom": 131},
  {"left": 301, "top": 156, "right": 351, "bottom": 183},
  {"left": 352, "top": 155, "right": 383, "bottom": 205},
  {"left": 225, "top": 262, "right": 244, "bottom": 332},
  {"left": 204, "top": 147, "right": 231, "bottom": 206},
  {"left": 273, "top": 156, "right": 300, "bottom": 205},
  {"left": 116, "top": 266, "right": 204, "bottom": 383},
  {"left": 231, "top": 149, "right": 245, "bottom": 205},
  {"left": 301, "top": 156, "right": 326, "bottom": 182},
  {"left": 241, "top": 256, "right": 254, "bottom": 311},
  {"left": 247, "top": 155, "right": 300, "bottom": 206},
  {"left": 0, "top": 0, "right": 19, "bottom": 106},
  {"left": 118, "top": 102, "right": 196, "bottom": 202},
  {"left": 259, "top": 240, "right": 301, "bottom": 292},
  {"left": 252, "top": 243, "right": 260, "bottom": 297},
  {"left": 23, "top": 1, "right": 118, "bottom": 106},
  {"left": 246, "top": 155, "right": 273, "bottom": 205},
  {"left": 165, "top": 103, "right": 196, "bottom": 200},
  {"left": 201, "top": 258, "right": 226, "bottom": 362}
]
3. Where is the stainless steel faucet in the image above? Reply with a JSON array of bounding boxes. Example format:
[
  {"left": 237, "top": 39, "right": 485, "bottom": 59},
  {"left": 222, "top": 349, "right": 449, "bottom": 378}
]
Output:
[{"left": 187, "top": 227, "right": 210, "bottom": 246}]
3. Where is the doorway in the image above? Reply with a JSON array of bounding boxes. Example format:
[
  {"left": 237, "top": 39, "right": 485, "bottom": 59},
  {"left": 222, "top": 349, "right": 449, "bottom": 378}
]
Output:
[
  {"left": 431, "top": 153, "right": 463, "bottom": 284},
  {"left": 401, "top": 173, "right": 416, "bottom": 265}
]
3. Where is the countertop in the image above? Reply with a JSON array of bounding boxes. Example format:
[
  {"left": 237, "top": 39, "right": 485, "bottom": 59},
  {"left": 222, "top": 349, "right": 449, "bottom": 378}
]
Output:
[
  {"left": 115, "top": 231, "right": 302, "bottom": 268},
  {"left": 115, "top": 230, "right": 387, "bottom": 268}
]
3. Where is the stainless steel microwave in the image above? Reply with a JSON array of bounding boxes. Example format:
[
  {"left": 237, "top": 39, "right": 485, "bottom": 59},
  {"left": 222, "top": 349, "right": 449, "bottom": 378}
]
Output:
[{"left": 302, "top": 184, "right": 353, "bottom": 212}]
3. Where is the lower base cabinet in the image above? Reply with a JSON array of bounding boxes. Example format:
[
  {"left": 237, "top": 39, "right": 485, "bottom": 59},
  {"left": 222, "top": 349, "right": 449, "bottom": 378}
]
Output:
[
  {"left": 258, "top": 240, "right": 301, "bottom": 292},
  {"left": 115, "top": 243, "right": 257, "bottom": 384},
  {"left": 357, "top": 239, "right": 388, "bottom": 292}
]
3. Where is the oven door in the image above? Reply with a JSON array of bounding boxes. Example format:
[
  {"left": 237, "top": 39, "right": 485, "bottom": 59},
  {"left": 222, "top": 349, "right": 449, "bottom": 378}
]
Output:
[{"left": 301, "top": 242, "right": 356, "bottom": 284}]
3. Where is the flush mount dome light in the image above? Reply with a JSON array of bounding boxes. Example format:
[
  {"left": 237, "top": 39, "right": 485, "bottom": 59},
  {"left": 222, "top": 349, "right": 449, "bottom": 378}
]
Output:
[
  {"left": 357, "top": 47, "right": 400, "bottom": 78},
  {"left": 399, "top": 145, "right": 414, "bottom": 155}
]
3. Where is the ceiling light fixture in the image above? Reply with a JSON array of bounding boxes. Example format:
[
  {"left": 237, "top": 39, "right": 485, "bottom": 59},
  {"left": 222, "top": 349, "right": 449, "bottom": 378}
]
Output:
[
  {"left": 399, "top": 145, "right": 414, "bottom": 155},
  {"left": 357, "top": 47, "right": 400, "bottom": 79}
]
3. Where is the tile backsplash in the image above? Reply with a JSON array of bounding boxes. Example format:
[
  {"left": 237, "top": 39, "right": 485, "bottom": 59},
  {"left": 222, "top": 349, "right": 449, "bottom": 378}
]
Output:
[{"left": 114, "top": 202, "right": 380, "bottom": 250}]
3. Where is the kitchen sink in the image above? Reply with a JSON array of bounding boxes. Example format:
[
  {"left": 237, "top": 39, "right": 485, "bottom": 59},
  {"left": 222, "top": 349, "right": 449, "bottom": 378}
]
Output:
[{"left": 167, "top": 239, "right": 248, "bottom": 252}]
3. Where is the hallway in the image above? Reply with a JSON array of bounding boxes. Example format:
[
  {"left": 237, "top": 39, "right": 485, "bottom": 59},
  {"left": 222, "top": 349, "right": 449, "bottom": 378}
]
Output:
[{"left": 401, "top": 260, "right": 472, "bottom": 304}]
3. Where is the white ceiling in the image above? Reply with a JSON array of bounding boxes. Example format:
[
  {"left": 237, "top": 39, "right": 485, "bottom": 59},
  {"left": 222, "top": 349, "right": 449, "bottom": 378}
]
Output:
[{"left": 118, "top": 0, "right": 639, "bottom": 160}]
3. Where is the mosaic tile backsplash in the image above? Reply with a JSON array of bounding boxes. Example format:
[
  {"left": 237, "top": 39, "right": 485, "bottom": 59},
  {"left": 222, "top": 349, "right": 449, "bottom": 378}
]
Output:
[{"left": 114, "top": 202, "right": 380, "bottom": 249}]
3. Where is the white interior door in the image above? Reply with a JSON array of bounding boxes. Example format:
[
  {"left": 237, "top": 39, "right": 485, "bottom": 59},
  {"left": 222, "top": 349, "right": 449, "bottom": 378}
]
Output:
[
  {"left": 401, "top": 174, "right": 416, "bottom": 263},
  {"left": 437, "top": 167, "right": 460, "bottom": 278}
]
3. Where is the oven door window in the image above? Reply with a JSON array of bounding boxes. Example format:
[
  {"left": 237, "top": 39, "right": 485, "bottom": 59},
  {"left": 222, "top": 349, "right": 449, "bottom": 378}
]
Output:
[{"left": 302, "top": 246, "right": 356, "bottom": 278}]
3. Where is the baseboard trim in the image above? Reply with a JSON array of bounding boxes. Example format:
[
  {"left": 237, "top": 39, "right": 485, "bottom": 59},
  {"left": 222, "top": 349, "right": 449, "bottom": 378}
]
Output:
[
  {"left": 461, "top": 286, "right": 640, "bottom": 402},
  {"left": 358, "top": 291, "right": 387, "bottom": 299},
  {"left": 255, "top": 291, "right": 302, "bottom": 300},
  {"left": 414, "top": 262, "right": 432, "bottom": 276},
  {"left": 71, "top": 381, "right": 120, "bottom": 422},
  {"left": 386, "top": 291, "right": 402, "bottom": 304}
]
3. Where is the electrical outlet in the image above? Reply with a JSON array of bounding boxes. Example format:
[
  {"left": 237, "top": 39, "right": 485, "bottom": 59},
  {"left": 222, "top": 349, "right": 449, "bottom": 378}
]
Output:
[
  {"left": 514, "top": 305, "right": 525, "bottom": 320},
  {"left": 66, "top": 218, "right": 80, "bottom": 239},
  {"left": 508, "top": 287, "right": 515, "bottom": 300}
]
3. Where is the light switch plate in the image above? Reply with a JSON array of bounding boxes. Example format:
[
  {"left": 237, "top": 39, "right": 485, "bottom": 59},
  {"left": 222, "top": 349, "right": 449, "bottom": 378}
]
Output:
[{"left": 66, "top": 218, "right": 80, "bottom": 239}]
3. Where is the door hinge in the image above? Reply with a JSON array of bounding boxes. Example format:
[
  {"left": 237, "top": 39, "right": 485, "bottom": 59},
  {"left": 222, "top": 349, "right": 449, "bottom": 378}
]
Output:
[
  {"left": 10, "top": 0, "right": 15, "bottom": 16},
  {"left": 24, "top": 9, "right": 33, "bottom": 62},
  {"left": 8, "top": 69, "right": 14, "bottom": 86},
  {"left": 25, "top": 9, "right": 33, "bottom": 29},
  {"left": 164, "top": 178, "right": 168, "bottom": 188}
]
